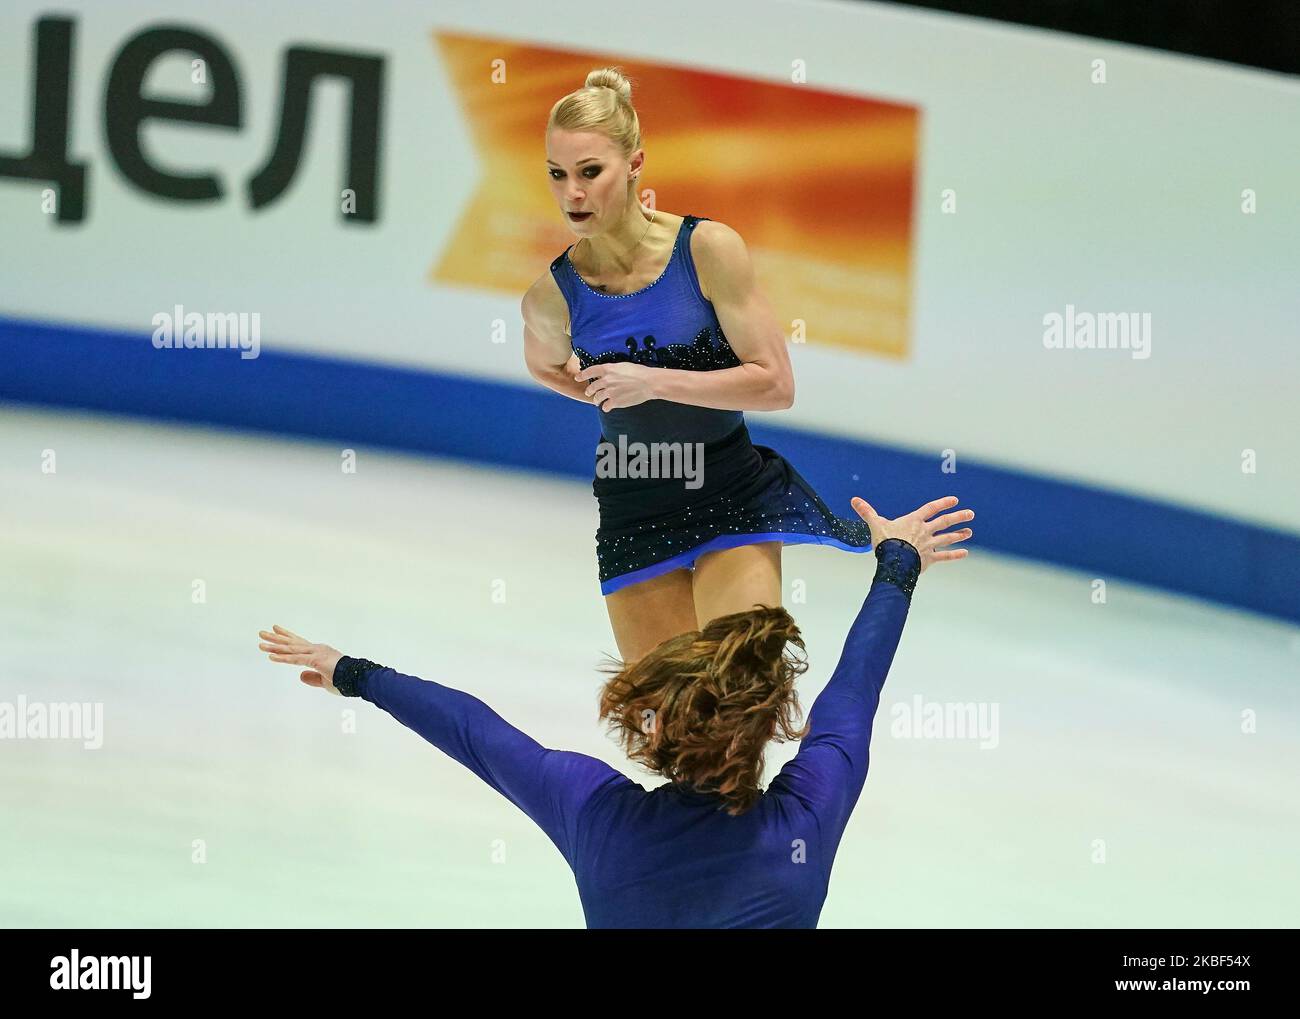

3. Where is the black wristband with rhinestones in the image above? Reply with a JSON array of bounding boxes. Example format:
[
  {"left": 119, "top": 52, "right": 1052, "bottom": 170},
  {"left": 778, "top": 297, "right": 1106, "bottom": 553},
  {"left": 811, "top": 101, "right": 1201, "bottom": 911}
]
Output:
[
  {"left": 873, "top": 538, "right": 921, "bottom": 599},
  {"left": 333, "top": 656, "right": 385, "bottom": 698}
]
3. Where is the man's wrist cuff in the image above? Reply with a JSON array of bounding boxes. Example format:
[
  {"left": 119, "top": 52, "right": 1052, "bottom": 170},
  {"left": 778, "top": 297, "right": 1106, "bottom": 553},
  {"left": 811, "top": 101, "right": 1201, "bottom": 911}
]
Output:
[
  {"left": 333, "top": 656, "right": 385, "bottom": 698},
  {"left": 873, "top": 538, "right": 921, "bottom": 598}
]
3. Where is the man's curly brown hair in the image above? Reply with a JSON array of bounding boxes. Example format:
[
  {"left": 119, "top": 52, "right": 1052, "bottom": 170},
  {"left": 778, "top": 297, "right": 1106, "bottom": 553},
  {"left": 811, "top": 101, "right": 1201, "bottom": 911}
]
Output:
[{"left": 596, "top": 605, "right": 810, "bottom": 816}]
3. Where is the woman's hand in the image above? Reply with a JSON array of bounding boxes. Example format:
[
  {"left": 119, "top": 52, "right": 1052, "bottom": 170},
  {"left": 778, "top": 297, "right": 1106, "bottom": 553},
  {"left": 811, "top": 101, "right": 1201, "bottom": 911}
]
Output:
[
  {"left": 850, "top": 494, "right": 974, "bottom": 573},
  {"left": 575, "top": 361, "right": 657, "bottom": 411},
  {"left": 258, "top": 625, "right": 345, "bottom": 695}
]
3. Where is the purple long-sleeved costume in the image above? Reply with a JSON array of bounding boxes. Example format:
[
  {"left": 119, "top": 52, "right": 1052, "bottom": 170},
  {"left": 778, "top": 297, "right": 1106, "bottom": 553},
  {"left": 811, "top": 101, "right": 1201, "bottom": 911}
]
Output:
[{"left": 339, "top": 539, "right": 920, "bottom": 927}]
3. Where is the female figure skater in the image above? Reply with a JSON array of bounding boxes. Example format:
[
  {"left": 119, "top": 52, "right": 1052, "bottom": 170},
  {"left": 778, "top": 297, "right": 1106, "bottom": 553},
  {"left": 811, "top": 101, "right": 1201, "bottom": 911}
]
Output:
[
  {"left": 258, "top": 495, "right": 974, "bottom": 928},
  {"left": 522, "top": 67, "right": 875, "bottom": 663}
]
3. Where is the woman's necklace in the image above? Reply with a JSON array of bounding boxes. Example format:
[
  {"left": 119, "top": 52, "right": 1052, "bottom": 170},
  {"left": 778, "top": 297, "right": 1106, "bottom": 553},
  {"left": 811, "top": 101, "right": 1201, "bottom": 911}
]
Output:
[{"left": 581, "top": 209, "right": 657, "bottom": 292}]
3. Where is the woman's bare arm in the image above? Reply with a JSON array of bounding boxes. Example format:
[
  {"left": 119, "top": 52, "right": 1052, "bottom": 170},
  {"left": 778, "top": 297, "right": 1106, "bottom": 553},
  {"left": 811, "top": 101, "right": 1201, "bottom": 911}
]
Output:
[
  {"left": 521, "top": 275, "right": 591, "bottom": 404},
  {"left": 576, "top": 221, "right": 795, "bottom": 413}
]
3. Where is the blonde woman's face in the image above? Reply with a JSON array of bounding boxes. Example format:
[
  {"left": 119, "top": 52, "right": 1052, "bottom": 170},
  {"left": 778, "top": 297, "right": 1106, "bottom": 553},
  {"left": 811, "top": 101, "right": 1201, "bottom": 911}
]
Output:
[{"left": 545, "top": 129, "right": 637, "bottom": 233}]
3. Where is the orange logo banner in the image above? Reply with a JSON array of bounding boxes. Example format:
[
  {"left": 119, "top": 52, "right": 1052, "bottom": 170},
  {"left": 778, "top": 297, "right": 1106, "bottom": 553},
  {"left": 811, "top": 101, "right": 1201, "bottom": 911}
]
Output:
[{"left": 432, "top": 33, "right": 918, "bottom": 358}]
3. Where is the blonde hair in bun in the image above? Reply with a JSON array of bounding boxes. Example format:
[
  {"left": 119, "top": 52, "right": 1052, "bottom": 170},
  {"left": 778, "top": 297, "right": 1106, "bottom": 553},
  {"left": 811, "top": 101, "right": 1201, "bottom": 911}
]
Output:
[{"left": 548, "top": 65, "right": 642, "bottom": 163}]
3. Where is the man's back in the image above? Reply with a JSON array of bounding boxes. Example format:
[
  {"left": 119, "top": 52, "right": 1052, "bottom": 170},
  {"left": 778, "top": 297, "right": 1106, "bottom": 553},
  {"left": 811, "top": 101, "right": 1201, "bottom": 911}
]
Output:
[{"left": 571, "top": 776, "right": 834, "bottom": 928}]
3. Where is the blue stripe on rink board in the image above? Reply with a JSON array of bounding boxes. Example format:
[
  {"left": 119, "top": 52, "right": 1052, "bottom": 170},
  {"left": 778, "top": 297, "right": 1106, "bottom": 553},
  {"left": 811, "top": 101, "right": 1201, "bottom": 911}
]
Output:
[{"left": 2, "top": 314, "right": 1298, "bottom": 624}]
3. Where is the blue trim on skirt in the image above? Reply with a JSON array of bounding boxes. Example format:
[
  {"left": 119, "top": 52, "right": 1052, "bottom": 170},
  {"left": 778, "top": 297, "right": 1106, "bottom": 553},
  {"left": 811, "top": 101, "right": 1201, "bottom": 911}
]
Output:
[
  {"left": 599, "top": 531, "right": 871, "bottom": 595},
  {"left": 593, "top": 419, "right": 873, "bottom": 594}
]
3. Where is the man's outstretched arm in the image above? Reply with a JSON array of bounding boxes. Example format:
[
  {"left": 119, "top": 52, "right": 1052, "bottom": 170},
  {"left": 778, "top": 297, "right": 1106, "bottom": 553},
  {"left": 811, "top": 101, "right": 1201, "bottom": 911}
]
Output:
[
  {"left": 768, "top": 491, "right": 973, "bottom": 840},
  {"left": 334, "top": 659, "right": 625, "bottom": 866},
  {"left": 257, "top": 623, "right": 627, "bottom": 868},
  {"left": 767, "top": 538, "right": 921, "bottom": 830}
]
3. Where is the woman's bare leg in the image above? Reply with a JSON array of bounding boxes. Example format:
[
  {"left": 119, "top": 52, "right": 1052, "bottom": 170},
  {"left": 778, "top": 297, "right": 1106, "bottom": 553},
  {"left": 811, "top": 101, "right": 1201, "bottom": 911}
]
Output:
[
  {"left": 690, "top": 541, "right": 782, "bottom": 628},
  {"left": 604, "top": 566, "right": 699, "bottom": 664}
]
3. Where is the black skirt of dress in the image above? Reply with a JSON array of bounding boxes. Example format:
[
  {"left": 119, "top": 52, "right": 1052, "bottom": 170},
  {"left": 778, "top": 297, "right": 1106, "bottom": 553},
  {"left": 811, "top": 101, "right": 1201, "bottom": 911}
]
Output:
[{"left": 593, "top": 420, "right": 871, "bottom": 594}]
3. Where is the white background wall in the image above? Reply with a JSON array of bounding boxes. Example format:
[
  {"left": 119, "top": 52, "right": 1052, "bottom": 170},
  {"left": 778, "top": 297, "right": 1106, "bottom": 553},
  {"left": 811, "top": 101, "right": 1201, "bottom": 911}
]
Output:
[{"left": 2, "top": 0, "right": 1296, "bottom": 531}]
